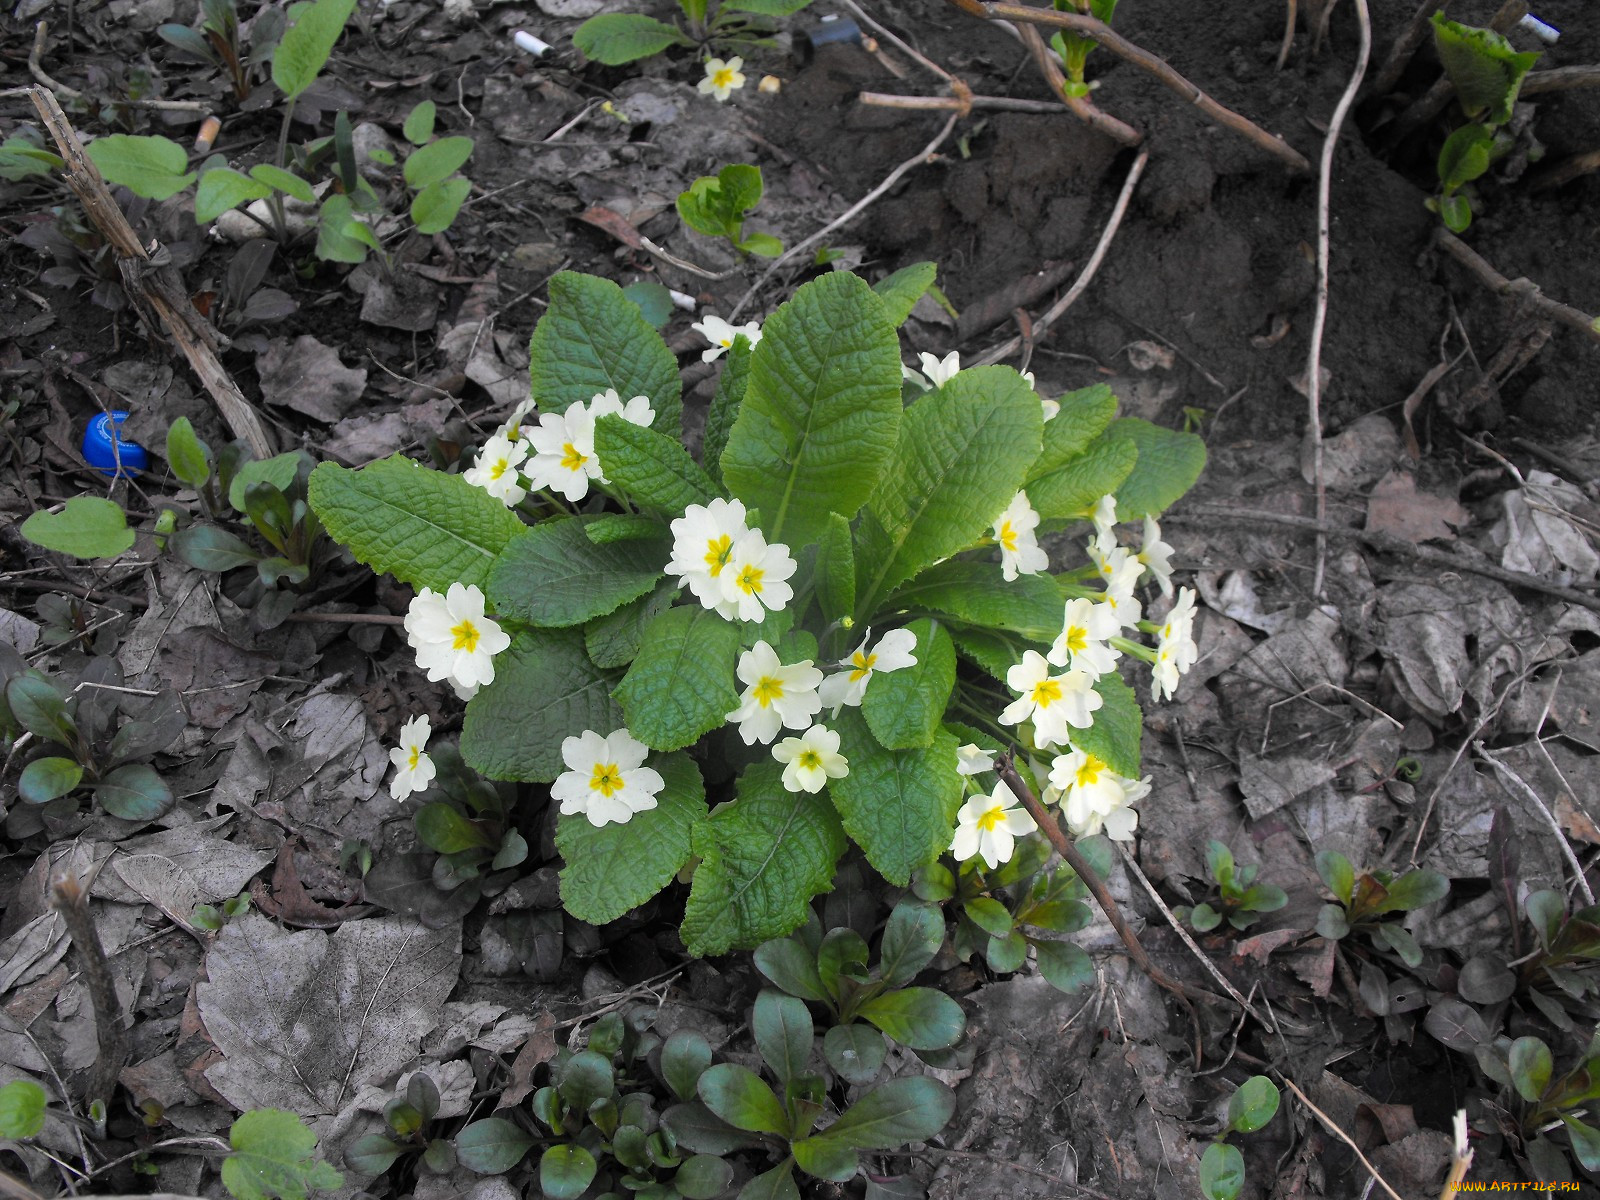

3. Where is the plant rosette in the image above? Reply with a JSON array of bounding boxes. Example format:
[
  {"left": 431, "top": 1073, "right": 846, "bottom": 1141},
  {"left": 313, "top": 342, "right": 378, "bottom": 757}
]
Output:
[{"left": 310, "top": 265, "right": 1206, "bottom": 955}]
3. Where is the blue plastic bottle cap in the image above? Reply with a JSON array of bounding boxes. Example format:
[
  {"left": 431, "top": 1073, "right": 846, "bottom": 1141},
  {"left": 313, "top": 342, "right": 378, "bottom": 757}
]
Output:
[{"left": 82, "top": 410, "right": 148, "bottom": 477}]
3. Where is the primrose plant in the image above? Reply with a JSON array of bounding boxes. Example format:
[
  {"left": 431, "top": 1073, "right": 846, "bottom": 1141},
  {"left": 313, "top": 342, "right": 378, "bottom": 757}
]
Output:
[
  {"left": 1050, "top": 0, "right": 1120, "bottom": 99},
  {"left": 309, "top": 262, "right": 1205, "bottom": 958},
  {"left": 677, "top": 163, "right": 782, "bottom": 258}
]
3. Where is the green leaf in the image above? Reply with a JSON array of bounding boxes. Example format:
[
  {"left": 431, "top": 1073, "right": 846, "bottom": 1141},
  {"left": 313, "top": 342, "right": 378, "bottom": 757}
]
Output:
[
  {"left": 792, "top": 1135, "right": 858, "bottom": 1182},
  {"left": 987, "top": 930, "right": 1028, "bottom": 973},
  {"left": 557, "top": 1050, "right": 614, "bottom": 1112},
  {"left": 414, "top": 803, "right": 491, "bottom": 854},
  {"left": 1198, "top": 1143, "right": 1244, "bottom": 1200},
  {"left": 754, "top": 936, "right": 830, "bottom": 1002},
  {"left": 810, "top": 1076, "right": 955, "bottom": 1149},
  {"left": 1432, "top": 12, "right": 1541, "bottom": 124},
  {"left": 720, "top": 271, "right": 904, "bottom": 544},
  {"left": 878, "top": 900, "right": 945, "bottom": 988},
  {"left": 489, "top": 519, "right": 666, "bottom": 628},
  {"left": 538, "top": 1144, "right": 595, "bottom": 1199},
  {"left": 573, "top": 12, "right": 687, "bottom": 64},
  {"left": 21, "top": 497, "right": 134, "bottom": 559},
  {"left": 964, "top": 897, "right": 1013, "bottom": 938},
  {"left": 0, "top": 1080, "right": 46, "bottom": 1140},
  {"left": 461, "top": 626, "right": 623, "bottom": 782},
  {"left": 871, "top": 262, "right": 936, "bottom": 327},
  {"left": 855, "top": 366, "right": 1043, "bottom": 615},
  {"left": 594, "top": 414, "right": 718, "bottom": 517},
  {"left": 1564, "top": 1117, "right": 1600, "bottom": 1173},
  {"left": 661, "top": 1029, "right": 714, "bottom": 1102},
  {"left": 810, "top": 511, "right": 857, "bottom": 625},
  {"left": 1106, "top": 418, "right": 1206, "bottom": 519},
  {"left": 1034, "top": 384, "right": 1118, "bottom": 468},
  {"left": 222, "top": 1109, "right": 343, "bottom": 1200},
  {"left": 410, "top": 177, "right": 471, "bottom": 235},
  {"left": 1227, "top": 1076, "right": 1279, "bottom": 1133},
  {"left": 753, "top": 990, "right": 813, "bottom": 1085},
  {"left": 1189, "top": 902, "right": 1223, "bottom": 932},
  {"left": 620, "top": 280, "right": 675, "bottom": 328},
  {"left": 662, "top": 1102, "right": 762, "bottom": 1156},
  {"left": 404, "top": 135, "right": 473, "bottom": 189},
  {"left": 676, "top": 1154, "right": 736, "bottom": 1199},
  {"left": 84, "top": 134, "right": 195, "bottom": 201},
  {"left": 272, "top": 0, "right": 356, "bottom": 99},
  {"left": 171, "top": 525, "right": 261, "bottom": 572},
  {"left": 227, "top": 452, "right": 302, "bottom": 513},
  {"left": 861, "top": 619, "right": 955, "bottom": 750},
  {"left": 342, "top": 1134, "right": 403, "bottom": 1176},
  {"left": 854, "top": 987, "right": 964, "bottom": 1051},
  {"left": 720, "top": 0, "right": 813, "bottom": 13},
  {"left": 557, "top": 752, "right": 706, "bottom": 923},
  {"left": 1025, "top": 428, "right": 1137, "bottom": 520},
  {"left": 886, "top": 562, "right": 1063, "bottom": 641},
  {"left": 1373, "top": 868, "right": 1449, "bottom": 913},
  {"left": 19, "top": 756, "right": 83, "bottom": 804},
  {"left": 249, "top": 163, "right": 316, "bottom": 202},
  {"left": 1439, "top": 193, "right": 1473, "bottom": 233},
  {"left": 1034, "top": 940, "right": 1095, "bottom": 992},
  {"left": 829, "top": 713, "right": 962, "bottom": 886},
  {"left": 739, "top": 231, "right": 784, "bottom": 258},
  {"left": 615, "top": 606, "right": 741, "bottom": 751},
  {"left": 742, "top": 1162, "right": 801, "bottom": 1200},
  {"left": 697, "top": 1063, "right": 788, "bottom": 1135},
  {"left": 1070, "top": 672, "right": 1142, "bottom": 778},
  {"left": 402, "top": 99, "right": 436, "bottom": 145},
  {"left": 822, "top": 1024, "right": 885, "bottom": 1085},
  {"left": 196, "top": 166, "right": 272, "bottom": 222},
  {"left": 94, "top": 764, "right": 174, "bottom": 821},
  {"left": 5, "top": 674, "right": 75, "bottom": 746},
  {"left": 1438, "top": 122, "right": 1495, "bottom": 190},
  {"left": 1315, "top": 850, "right": 1355, "bottom": 905},
  {"left": 704, "top": 335, "right": 752, "bottom": 486},
  {"left": 681, "top": 761, "right": 847, "bottom": 955},
  {"left": 529, "top": 272, "right": 683, "bottom": 434},
  {"left": 165, "top": 417, "right": 211, "bottom": 488},
  {"left": 817, "top": 928, "right": 869, "bottom": 1000},
  {"left": 584, "top": 583, "right": 676, "bottom": 670},
  {"left": 1509, "top": 1036, "right": 1553, "bottom": 1103},
  {"left": 455, "top": 1117, "right": 535, "bottom": 1173},
  {"left": 309, "top": 457, "right": 524, "bottom": 593},
  {"left": 315, "top": 193, "right": 378, "bottom": 264}
]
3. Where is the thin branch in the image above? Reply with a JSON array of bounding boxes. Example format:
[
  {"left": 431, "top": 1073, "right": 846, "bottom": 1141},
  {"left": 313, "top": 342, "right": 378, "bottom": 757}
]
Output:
[
  {"left": 982, "top": 3, "right": 1310, "bottom": 171},
  {"left": 837, "top": 0, "right": 960, "bottom": 87},
  {"left": 975, "top": 149, "right": 1147, "bottom": 366},
  {"left": 1372, "top": 0, "right": 1450, "bottom": 95},
  {"left": 28, "top": 22, "right": 208, "bottom": 112},
  {"left": 1305, "top": 0, "right": 1371, "bottom": 600},
  {"left": 1522, "top": 65, "right": 1600, "bottom": 96},
  {"left": 1437, "top": 230, "right": 1600, "bottom": 346},
  {"left": 726, "top": 114, "right": 959, "bottom": 321},
  {"left": 1281, "top": 1078, "right": 1407, "bottom": 1200},
  {"left": 858, "top": 91, "right": 1066, "bottom": 114},
  {"left": 637, "top": 236, "right": 742, "bottom": 282},
  {"left": 1477, "top": 743, "right": 1595, "bottom": 906},
  {"left": 1008, "top": 18, "right": 1143, "bottom": 146}
]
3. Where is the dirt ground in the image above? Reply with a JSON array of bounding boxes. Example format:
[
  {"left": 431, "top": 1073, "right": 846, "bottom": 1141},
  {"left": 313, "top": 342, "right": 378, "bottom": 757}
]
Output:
[{"left": 3, "top": 0, "right": 1600, "bottom": 1195}]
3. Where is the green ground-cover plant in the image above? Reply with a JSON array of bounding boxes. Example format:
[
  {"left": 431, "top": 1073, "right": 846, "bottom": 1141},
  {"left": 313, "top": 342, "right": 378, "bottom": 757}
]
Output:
[
  {"left": 677, "top": 164, "right": 781, "bottom": 258},
  {"left": 1049, "top": 0, "right": 1119, "bottom": 99},
  {"left": 310, "top": 263, "right": 1205, "bottom": 959},
  {"left": 1476, "top": 1033, "right": 1600, "bottom": 1181},
  {"left": 1199, "top": 1076, "right": 1280, "bottom": 1200},
  {"left": 574, "top": 0, "right": 811, "bottom": 68},
  {"left": 1314, "top": 849, "right": 1449, "bottom": 968},
  {"left": 1178, "top": 840, "right": 1288, "bottom": 933},
  {"left": 0, "top": 1080, "right": 47, "bottom": 1141},
  {"left": 158, "top": 0, "right": 286, "bottom": 103}
]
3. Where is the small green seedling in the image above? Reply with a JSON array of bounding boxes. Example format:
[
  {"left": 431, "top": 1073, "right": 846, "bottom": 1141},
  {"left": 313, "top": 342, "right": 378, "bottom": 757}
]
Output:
[
  {"left": 191, "top": 893, "right": 253, "bottom": 933},
  {"left": 1049, "top": 0, "right": 1120, "bottom": 99},
  {"left": 345, "top": 1074, "right": 454, "bottom": 1177},
  {"left": 0, "top": 1080, "right": 47, "bottom": 1141},
  {"left": 158, "top": 0, "right": 286, "bottom": 103},
  {"left": 1199, "top": 1076, "right": 1280, "bottom": 1200},
  {"left": 409, "top": 744, "right": 530, "bottom": 887},
  {"left": 1182, "top": 840, "right": 1288, "bottom": 933},
  {"left": 1315, "top": 849, "right": 1449, "bottom": 968},
  {"left": 222, "top": 1109, "right": 343, "bottom": 1200},
  {"left": 574, "top": 0, "right": 812, "bottom": 67},
  {"left": 676, "top": 163, "right": 782, "bottom": 258},
  {"left": 1476, "top": 1033, "right": 1600, "bottom": 1182}
]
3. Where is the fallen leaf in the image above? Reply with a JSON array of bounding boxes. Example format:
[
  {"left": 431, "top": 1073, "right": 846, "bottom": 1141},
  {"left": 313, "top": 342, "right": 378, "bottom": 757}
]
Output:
[
  {"left": 499, "top": 1011, "right": 558, "bottom": 1108},
  {"left": 1364, "top": 469, "right": 1467, "bottom": 544},
  {"left": 1231, "top": 927, "right": 1301, "bottom": 964},
  {"left": 577, "top": 204, "right": 645, "bottom": 249},
  {"left": 256, "top": 335, "right": 369, "bottom": 423}
]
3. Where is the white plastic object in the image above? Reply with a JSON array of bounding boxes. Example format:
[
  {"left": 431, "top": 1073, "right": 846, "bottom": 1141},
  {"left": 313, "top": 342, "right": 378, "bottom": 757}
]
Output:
[
  {"left": 514, "top": 29, "right": 551, "bottom": 56},
  {"left": 669, "top": 290, "right": 697, "bottom": 312},
  {"left": 1518, "top": 13, "right": 1560, "bottom": 43}
]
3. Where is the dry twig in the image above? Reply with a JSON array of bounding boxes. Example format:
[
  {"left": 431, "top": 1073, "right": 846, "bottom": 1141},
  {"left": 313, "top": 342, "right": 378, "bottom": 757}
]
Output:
[
  {"left": 50, "top": 868, "right": 127, "bottom": 1113},
  {"left": 1372, "top": 0, "right": 1450, "bottom": 95},
  {"left": 1438, "top": 230, "right": 1600, "bottom": 346},
  {"left": 1008, "top": 19, "right": 1142, "bottom": 146},
  {"left": 1522, "top": 65, "right": 1600, "bottom": 96},
  {"left": 858, "top": 91, "right": 1066, "bottom": 114},
  {"left": 1305, "top": 0, "right": 1371, "bottom": 600},
  {"left": 21, "top": 22, "right": 208, "bottom": 113},
  {"left": 1477, "top": 743, "right": 1596, "bottom": 905},
  {"left": 1281, "top": 1078, "right": 1407, "bottom": 1200}
]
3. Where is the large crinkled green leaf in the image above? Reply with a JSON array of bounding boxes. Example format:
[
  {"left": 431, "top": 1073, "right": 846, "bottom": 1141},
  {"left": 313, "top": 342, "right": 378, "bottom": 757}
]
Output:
[
  {"left": 886, "top": 562, "right": 1063, "bottom": 641},
  {"left": 528, "top": 272, "right": 683, "bottom": 433},
  {"left": 815, "top": 512, "right": 856, "bottom": 624},
  {"left": 719, "top": 272, "right": 903, "bottom": 544},
  {"left": 861, "top": 619, "right": 955, "bottom": 750},
  {"left": 222, "top": 1109, "right": 343, "bottom": 1200},
  {"left": 703, "top": 335, "right": 752, "bottom": 487},
  {"left": 615, "top": 606, "right": 741, "bottom": 752},
  {"left": 572, "top": 12, "right": 687, "bottom": 64},
  {"left": 855, "top": 366, "right": 1042, "bottom": 618},
  {"left": 872, "top": 262, "right": 937, "bottom": 327},
  {"left": 681, "top": 761, "right": 847, "bottom": 955},
  {"left": 1034, "top": 384, "right": 1118, "bottom": 471},
  {"left": 828, "top": 711, "right": 961, "bottom": 886},
  {"left": 1106, "top": 417, "right": 1206, "bottom": 519},
  {"left": 557, "top": 752, "right": 705, "bottom": 924},
  {"left": 949, "top": 627, "right": 1045, "bottom": 684},
  {"left": 1025, "top": 428, "right": 1136, "bottom": 521},
  {"left": 488, "top": 518, "right": 667, "bottom": 628},
  {"left": 584, "top": 583, "right": 677, "bottom": 669},
  {"left": 1432, "top": 12, "right": 1541, "bottom": 124},
  {"left": 460, "top": 627, "right": 623, "bottom": 782},
  {"left": 1070, "top": 671, "right": 1141, "bottom": 778},
  {"left": 309, "top": 457, "right": 524, "bottom": 593},
  {"left": 594, "top": 414, "right": 718, "bottom": 517}
]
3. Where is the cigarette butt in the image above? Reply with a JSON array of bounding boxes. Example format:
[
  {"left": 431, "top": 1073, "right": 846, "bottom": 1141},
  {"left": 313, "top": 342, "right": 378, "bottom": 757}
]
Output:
[
  {"left": 759, "top": 74, "right": 781, "bottom": 94},
  {"left": 1518, "top": 13, "right": 1559, "bottom": 42},
  {"left": 669, "top": 290, "right": 696, "bottom": 311},
  {"left": 514, "top": 29, "right": 551, "bottom": 56},
  {"left": 194, "top": 115, "right": 222, "bottom": 153}
]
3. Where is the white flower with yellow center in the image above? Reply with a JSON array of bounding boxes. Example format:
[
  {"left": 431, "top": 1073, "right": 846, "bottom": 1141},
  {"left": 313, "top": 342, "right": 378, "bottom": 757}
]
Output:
[
  {"left": 405, "top": 583, "right": 511, "bottom": 691},
  {"left": 692, "top": 315, "right": 763, "bottom": 363},
  {"left": 1089, "top": 494, "right": 1118, "bottom": 555},
  {"left": 1137, "top": 515, "right": 1175, "bottom": 598},
  {"left": 667, "top": 498, "right": 750, "bottom": 612},
  {"left": 1152, "top": 587, "right": 1199, "bottom": 701},
  {"left": 462, "top": 434, "right": 529, "bottom": 507},
  {"left": 698, "top": 56, "right": 746, "bottom": 102},
  {"left": 772, "top": 724, "right": 849, "bottom": 793},
  {"left": 495, "top": 398, "right": 537, "bottom": 444},
  {"left": 951, "top": 779, "right": 1037, "bottom": 869},
  {"left": 388, "top": 715, "right": 436, "bottom": 801},
  {"left": 718, "top": 527, "right": 797, "bottom": 623},
  {"left": 589, "top": 388, "right": 656, "bottom": 430},
  {"left": 1048, "top": 748, "right": 1126, "bottom": 835},
  {"left": 993, "top": 490, "right": 1048, "bottom": 581},
  {"left": 525, "top": 403, "right": 601, "bottom": 502},
  {"left": 918, "top": 350, "right": 961, "bottom": 388},
  {"left": 550, "top": 728, "right": 664, "bottom": 827},
  {"left": 1100, "top": 552, "right": 1145, "bottom": 630},
  {"left": 956, "top": 743, "right": 995, "bottom": 776},
  {"left": 726, "top": 640, "right": 824, "bottom": 745},
  {"left": 819, "top": 627, "right": 919, "bottom": 712},
  {"left": 1047, "top": 597, "right": 1121, "bottom": 678},
  {"left": 1084, "top": 773, "right": 1149, "bottom": 841},
  {"left": 1000, "top": 650, "right": 1101, "bottom": 749}
]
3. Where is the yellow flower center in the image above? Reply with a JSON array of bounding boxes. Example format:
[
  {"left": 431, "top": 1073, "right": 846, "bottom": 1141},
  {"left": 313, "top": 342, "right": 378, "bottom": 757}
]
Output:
[
  {"left": 560, "top": 442, "right": 587, "bottom": 471},
  {"left": 1031, "top": 677, "right": 1062, "bottom": 707},
  {"left": 719, "top": 337, "right": 733, "bottom": 348},
  {"left": 713, "top": 67, "right": 735, "bottom": 88},
  {"left": 406, "top": 747, "right": 421, "bottom": 769},
  {"left": 797, "top": 749, "right": 822, "bottom": 771},
  {"left": 977, "top": 806, "right": 1004, "bottom": 832},
  {"left": 704, "top": 534, "right": 733, "bottom": 577},
  {"left": 752, "top": 676, "right": 784, "bottom": 708},
  {"left": 489, "top": 458, "right": 509, "bottom": 480},
  {"left": 1074, "top": 754, "right": 1106, "bottom": 788},
  {"left": 451, "top": 620, "right": 481, "bottom": 652},
  {"left": 847, "top": 651, "right": 877, "bottom": 682},
  {"left": 736, "top": 563, "right": 764, "bottom": 595},
  {"left": 589, "top": 762, "right": 623, "bottom": 797},
  {"left": 1063, "top": 625, "right": 1087, "bottom": 654},
  {"left": 998, "top": 521, "right": 1018, "bottom": 552}
]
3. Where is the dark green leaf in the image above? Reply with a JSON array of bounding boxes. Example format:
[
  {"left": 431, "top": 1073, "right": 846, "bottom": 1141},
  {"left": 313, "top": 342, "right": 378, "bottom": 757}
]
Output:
[
  {"left": 703, "top": 335, "right": 751, "bottom": 486},
  {"left": 1198, "top": 1143, "right": 1244, "bottom": 1200},
  {"left": 1189, "top": 903, "right": 1222, "bottom": 932},
  {"left": 815, "top": 511, "right": 856, "bottom": 625},
  {"left": 1069, "top": 672, "right": 1142, "bottom": 780},
  {"left": 823, "top": 1023, "right": 885, "bottom": 1086},
  {"left": 414, "top": 803, "right": 492, "bottom": 854},
  {"left": 661, "top": 1029, "right": 714, "bottom": 1103},
  {"left": 6, "top": 673, "right": 74, "bottom": 746},
  {"left": 676, "top": 1154, "right": 736, "bottom": 1199},
  {"left": 1564, "top": 1117, "right": 1600, "bottom": 1173},
  {"left": 94, "top": 764, "right": 174, "bottom": 821},
  {"left": 1509, "top": 1036, "right": 1553, "bottom": 1103},
  {"left": 986, "top": 930, "right": 1028, "bottom": 973},
  {"left": 1373, "top": 868, "right": 1449, "bottom": 914},
  {"left": 558, "top": 1050, "right": 614, "bottom": 1113},
  {"left": 964, "top": 897, "right": 1012, "bottom": 939},
  {"left": 539, "top": 1144, "right": 596, "bottom": 1199},
  {"left": 1227, "top": 1076, "right": 1279, "bottom": 1133},
  {"left": 594, "top": 414, "right": 719, "bottom": 517},
  {"left": 698, "top": 1063, "right": 788, "bottom": 1135},
  {"left": 662, "top": 1102, "right": 762, "bottom": 1155},
  {"left": 886, "top": 561, "right": 1063, "bottom": 641},
  {"left": 1034, "top": 940, "right": 1094, "bottom": 993},
  {"left": 489, "top": 519, "right": 667, "bottom": 628},
  {"left": 615, "top": 605, "right": 742, "bottom": 752},
  {"left": 792, "top": 1135, "right": 858, "bottom": 1182},
  {"left": 19, "top": 756, "right": 83, "bottom": 804},
  {"left": 860, "top": 619, "right": 955, "bottom": 750},
  {"left": 741, "top": 1162, "right": 800, "bottom": 1200},
  {"left": 1314, "top": 850, "right": 1354, "bottom": 905},
  {"left": 810, "top": 1076, "right": 955, "bottom": 1149},
  {"left": 753, "top": 990, "right": 813, "bottom": 1085},
  {"left": 854, "top": 987, "right": 964, "bottom": 1051},
  {"left": 343, "top": 1134, "right": 404, "bottom": 1176},
  {"left": 878, "top": 901, "right": 944, "bottom": 988}
]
